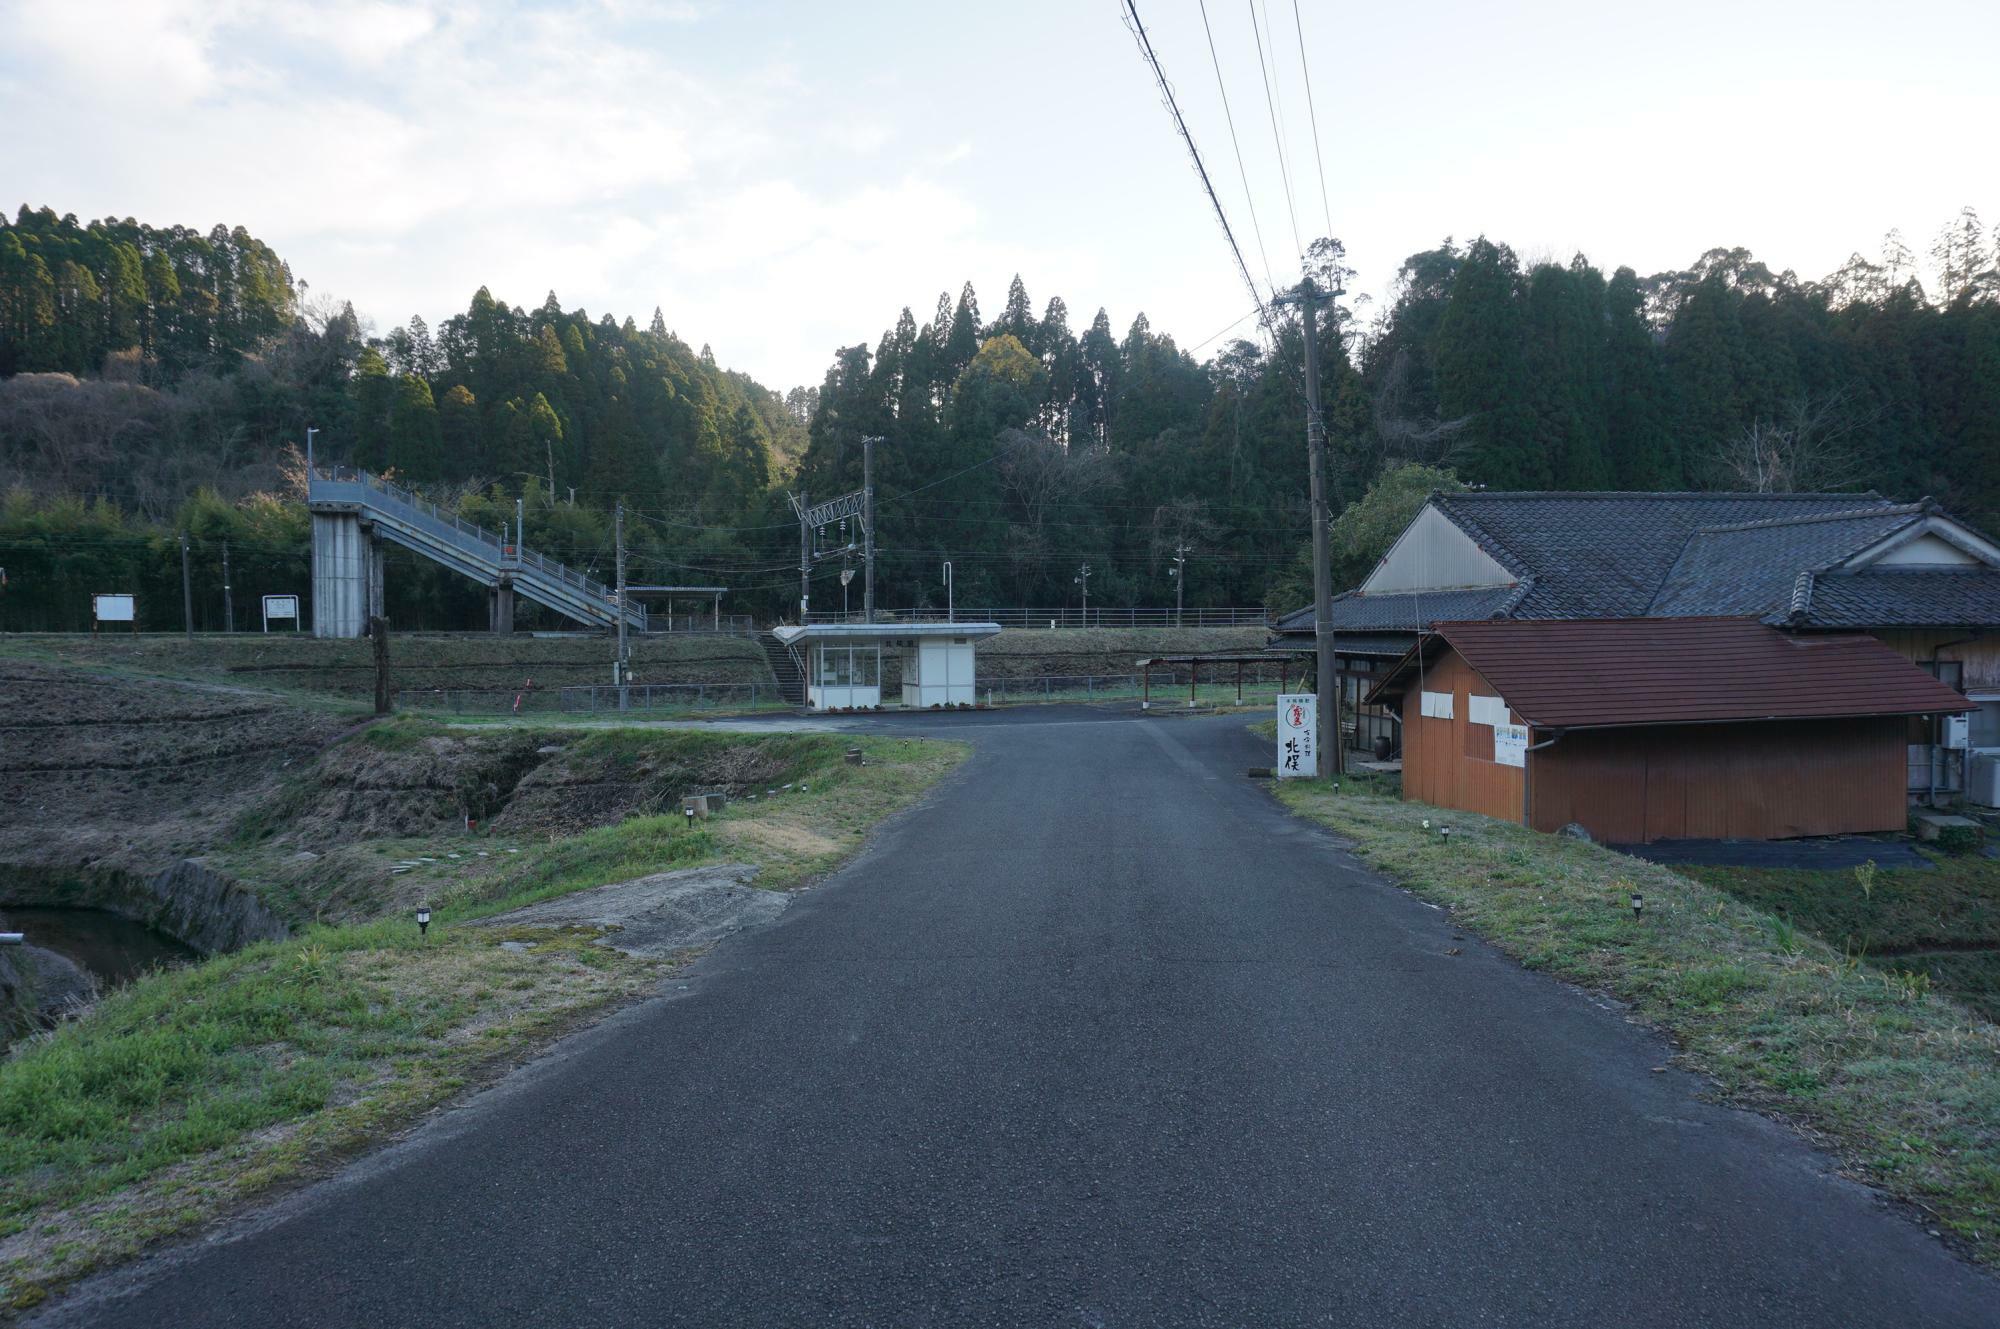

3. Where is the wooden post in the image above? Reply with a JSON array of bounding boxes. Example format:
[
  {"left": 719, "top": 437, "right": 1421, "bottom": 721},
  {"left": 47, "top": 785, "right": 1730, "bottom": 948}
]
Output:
[{"left": 369, "top": 615, "right": 391, "bottom": 715}]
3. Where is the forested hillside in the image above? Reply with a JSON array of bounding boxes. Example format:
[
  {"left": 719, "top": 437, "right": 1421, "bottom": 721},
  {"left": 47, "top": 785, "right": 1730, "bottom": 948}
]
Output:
[{"left": 1, "top": 201, "right": 1996, "bottom": 631}]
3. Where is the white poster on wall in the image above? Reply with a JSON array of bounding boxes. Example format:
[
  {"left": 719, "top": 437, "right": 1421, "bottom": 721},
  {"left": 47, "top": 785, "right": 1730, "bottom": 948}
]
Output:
[
  {"left": 1277, "top": 693, "right": 1316, "bottom": 779},
  {"left": 1494, "top": 722, "right": 1529, "bottom": 768}
]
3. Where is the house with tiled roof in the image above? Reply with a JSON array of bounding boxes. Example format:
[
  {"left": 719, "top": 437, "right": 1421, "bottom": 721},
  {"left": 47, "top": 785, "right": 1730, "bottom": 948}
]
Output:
[{"left": 1272, "top": 491, "right": 2000, "bottom": 799}]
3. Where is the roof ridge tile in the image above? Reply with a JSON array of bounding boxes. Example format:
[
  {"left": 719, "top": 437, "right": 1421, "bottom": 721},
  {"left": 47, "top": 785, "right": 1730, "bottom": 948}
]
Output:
[{"left": 1691, "top": 504, "right": 1919, "bottom": 536}]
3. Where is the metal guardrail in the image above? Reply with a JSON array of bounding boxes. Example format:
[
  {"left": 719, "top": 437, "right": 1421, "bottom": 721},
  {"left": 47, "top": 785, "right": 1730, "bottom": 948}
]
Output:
[
  {"left": 642, "top": 614, "right": 758, "bottom": 634},
  {"left": 801, "top": 607, "right": 1272, "bottom": 629}
]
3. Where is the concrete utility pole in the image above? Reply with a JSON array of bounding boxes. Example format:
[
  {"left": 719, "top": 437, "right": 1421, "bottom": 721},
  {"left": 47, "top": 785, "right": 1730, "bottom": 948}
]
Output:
[
  {"left": 614, "top": 501, "right": 629, "bottom": 706},
  {"left": 796, "top": 488, "right": 811, "bottom": 621},
  {"left": 1275, "top": 279, "right": 1340, "bottom": 778},
  {"left": 1170, "top": 542, "right": 1189, "bottom": 627},
  {"left": 180, "top": 531, "right": 194, "bottom": 639},
  {"left": 221, "top": 540, "right": 235, "bottom": 634},
  {"left": 943, "top": 561, "right": 953, "bottom": 622},
  {"left": 1074, "top": 562, "right": 1091, "bottom": 626},
  {"left": 862, "top": 435, "right": 878, "bottom": 623}
]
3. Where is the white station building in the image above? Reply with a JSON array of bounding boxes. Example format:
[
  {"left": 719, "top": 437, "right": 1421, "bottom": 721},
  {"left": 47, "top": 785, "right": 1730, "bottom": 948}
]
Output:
[{"left": 771, "top": 622, "right": 1002, "bottom": 711}]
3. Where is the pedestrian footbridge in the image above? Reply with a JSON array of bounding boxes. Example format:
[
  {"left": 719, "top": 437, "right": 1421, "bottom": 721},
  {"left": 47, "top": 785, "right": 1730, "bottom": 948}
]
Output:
[{"left": 306, "top": 466, "right": 646, "bottom": 637}]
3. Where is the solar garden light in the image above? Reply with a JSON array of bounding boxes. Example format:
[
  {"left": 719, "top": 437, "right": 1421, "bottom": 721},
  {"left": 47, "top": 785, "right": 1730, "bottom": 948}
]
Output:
[
  {"left": 416, "top": 905, "right": 432, "bottom": 942},
  {"left": 1631, "top": 892, "right": 1644, "bottom": 919},
  {"left": 1441, "top": 826, "right": 1451, "bottom": 843},
  {"left": 685, "top": 805, "right": 696, "bottom": 826}
]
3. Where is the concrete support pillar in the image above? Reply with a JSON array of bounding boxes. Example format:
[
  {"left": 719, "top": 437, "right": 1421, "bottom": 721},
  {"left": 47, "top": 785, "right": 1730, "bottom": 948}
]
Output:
[
  {"left": 490, "top": 583, "right": 515, "bottom": 634},
  {"left": 311, "top": 511, "right": 371, "bottom": 638}
]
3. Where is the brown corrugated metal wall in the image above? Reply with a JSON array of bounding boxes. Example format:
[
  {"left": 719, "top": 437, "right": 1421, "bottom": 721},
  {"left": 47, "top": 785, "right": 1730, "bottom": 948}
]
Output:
[
  {"left": 1526, "top": 717, "right": 1909, "bottom": 843},
  {"left": 1400, "top": 651, "right": 1524, "bottom": 824}
]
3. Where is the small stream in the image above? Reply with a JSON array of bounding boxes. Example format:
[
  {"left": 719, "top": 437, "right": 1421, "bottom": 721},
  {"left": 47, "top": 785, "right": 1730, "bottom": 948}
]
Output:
[{"left": 1, "top": 906, "right": 198, "bottom": 988}]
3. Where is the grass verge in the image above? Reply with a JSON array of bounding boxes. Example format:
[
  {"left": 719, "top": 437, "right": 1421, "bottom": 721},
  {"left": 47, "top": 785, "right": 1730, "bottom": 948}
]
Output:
[
  {"left": 1682, "top": 853, "right": 2000, "bottom": 1023},
  {"left": 0, "top": 731, "right": 965, "bottom": 1312},
  {"left": 1274, "top": 775, "right": 2000, "bottom": 1266}
]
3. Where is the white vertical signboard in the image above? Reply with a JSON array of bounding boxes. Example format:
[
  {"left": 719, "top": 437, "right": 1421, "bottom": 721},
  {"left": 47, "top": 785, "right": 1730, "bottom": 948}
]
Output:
[{"left": 1276, "top": 693, "right": 1317, "bottom": 779}]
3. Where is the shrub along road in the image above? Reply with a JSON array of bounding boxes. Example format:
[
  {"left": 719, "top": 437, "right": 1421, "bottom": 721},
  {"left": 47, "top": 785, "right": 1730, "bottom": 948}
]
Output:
[{"left": 38, "top": 709, "right": 2000, "bottom": 1327}]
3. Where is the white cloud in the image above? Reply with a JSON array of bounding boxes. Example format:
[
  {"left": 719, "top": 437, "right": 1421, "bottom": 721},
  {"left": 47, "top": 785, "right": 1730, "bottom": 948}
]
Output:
[
  {"left": 5, "top": 0, "right": 1996, "bottom": 391},
  {"left": 12, "top": 0, "right": 219, "bottom": 106}
]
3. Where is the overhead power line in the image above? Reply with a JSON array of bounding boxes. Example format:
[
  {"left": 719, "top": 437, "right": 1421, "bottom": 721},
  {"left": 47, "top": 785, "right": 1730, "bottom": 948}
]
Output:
[
  {"left": 1290, "top": 0, "right": 1334, "bottom": 241},
  {"left": 1248, "top": 0, "right": 1303, "bottom": 262},
  {"left": 1120, "top": 0, "right": 1272, "bottom": 335},
  {"left": 1198, "top": 0, "right": 1274, "bottom": 296}
]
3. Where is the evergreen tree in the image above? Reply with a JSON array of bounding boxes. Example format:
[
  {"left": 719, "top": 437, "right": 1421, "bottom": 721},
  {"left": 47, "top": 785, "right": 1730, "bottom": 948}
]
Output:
[
  {"left": 1434, "top": 238, "right": 1540, "bottom": 486},
  {"left": 350, "top": 346, "right": 394, "bottom": 470},
  {"left": 388, "top": 373, "right": 443, "bottom": 481}
]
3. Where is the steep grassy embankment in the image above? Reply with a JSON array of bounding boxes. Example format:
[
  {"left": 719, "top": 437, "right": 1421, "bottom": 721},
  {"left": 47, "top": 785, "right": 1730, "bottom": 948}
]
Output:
[{"left": 0, "top": 664, "right": 966, "bottom": 1311}]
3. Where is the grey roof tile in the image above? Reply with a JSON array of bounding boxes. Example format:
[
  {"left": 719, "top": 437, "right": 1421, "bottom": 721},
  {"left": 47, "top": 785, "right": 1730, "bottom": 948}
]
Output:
[
  {"left": 1431, "top": 491, "right": 1900, "bottom": 618},
  {"left": 1647, "top": 507, "right": 1923, "bottom": 617},
  {"left": 1796, "top": 569, "right": 2000, "bottom": 629},
  {"left": 1281, "top": 490, "right": 2000, "bottom": 635},
  {"left": 1273, "top": 585, "right": 1519, "bottom": 635}
]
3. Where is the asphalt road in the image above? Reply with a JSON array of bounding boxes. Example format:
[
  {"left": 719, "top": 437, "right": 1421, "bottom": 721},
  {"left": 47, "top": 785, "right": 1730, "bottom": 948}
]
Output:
[{"left": 43, "top": 709, "right": 2000, "bottom": 1327}]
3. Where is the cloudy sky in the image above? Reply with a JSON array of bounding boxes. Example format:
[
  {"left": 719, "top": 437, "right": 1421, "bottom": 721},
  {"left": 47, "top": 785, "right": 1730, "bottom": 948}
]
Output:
[{"left": 4, "top": 0, "right": 1996, "bottom": 390}]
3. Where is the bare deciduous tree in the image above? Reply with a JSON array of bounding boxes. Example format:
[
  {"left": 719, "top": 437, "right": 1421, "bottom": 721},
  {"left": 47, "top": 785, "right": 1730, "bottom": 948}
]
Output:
[
  {"left": 1368, "top": 345, "right": 1470, "bottom": 470},
  {"left": 1706, "top": 392, "right": 1872, "bottom": 494}
]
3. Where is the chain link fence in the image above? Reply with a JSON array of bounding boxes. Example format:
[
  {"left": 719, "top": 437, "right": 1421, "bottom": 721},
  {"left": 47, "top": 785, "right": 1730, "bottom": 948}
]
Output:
[
  {"left": 980, "top": 669, "right": 1294, "bottom": 707},
  {"left": 802, "top": 607, "right": 1270, "bottom": 628},
  {"left": 396, "top": 682, "right": 783, "bottom": 716}
]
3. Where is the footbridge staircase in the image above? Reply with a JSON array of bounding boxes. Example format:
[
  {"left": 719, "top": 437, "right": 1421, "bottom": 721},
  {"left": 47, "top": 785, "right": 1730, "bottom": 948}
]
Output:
[{"left": 307, "top": 466, "right": 646, "bottom": 637}]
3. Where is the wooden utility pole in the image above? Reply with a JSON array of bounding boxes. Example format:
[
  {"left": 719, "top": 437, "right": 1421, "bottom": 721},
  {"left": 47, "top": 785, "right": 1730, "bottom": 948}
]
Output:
[
  {"left": 1276, "top": 279, "right": 1340, "bottom": 778},
  {"left": 180, "top": 531, "right": 194, "bottom": 639},
  {"left": 369, "top": 615, "right": 391, "bottom": 715},
  {"left": 1171, "top": 542, "right": 1189, "bottom": 627}
]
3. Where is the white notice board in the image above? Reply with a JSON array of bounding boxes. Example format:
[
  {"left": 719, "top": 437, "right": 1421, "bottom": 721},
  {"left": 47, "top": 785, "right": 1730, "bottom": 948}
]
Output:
[
  {"left": 1276, "top": 693, "right": 1317, "bottom": 779},
  {"left": 1494, "top": 723, "right": 1528, "bottom": 768},
  {"left": 93, "top": 593, "right": 135, "bottom": 623},
  {"left": 262, "top": 594, "right": 301, "bottom": 633}
]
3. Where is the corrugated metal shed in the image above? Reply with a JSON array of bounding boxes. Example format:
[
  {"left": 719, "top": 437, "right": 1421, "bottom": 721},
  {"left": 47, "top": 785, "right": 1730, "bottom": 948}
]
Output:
[{"left": 1369, "top": 617, "right": 1971, "bottom": 728}]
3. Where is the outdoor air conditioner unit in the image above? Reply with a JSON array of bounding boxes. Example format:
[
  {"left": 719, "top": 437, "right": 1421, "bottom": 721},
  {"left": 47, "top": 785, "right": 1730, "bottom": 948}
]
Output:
[{"left": 1968, "top": 753, "right": 2000, "bottom": 809}]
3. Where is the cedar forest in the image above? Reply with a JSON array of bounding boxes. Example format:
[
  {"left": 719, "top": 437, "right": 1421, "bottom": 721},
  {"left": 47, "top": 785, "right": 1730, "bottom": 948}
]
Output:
[{"left": 1, "top": 203, "right": 1997, "bottom": 632}]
